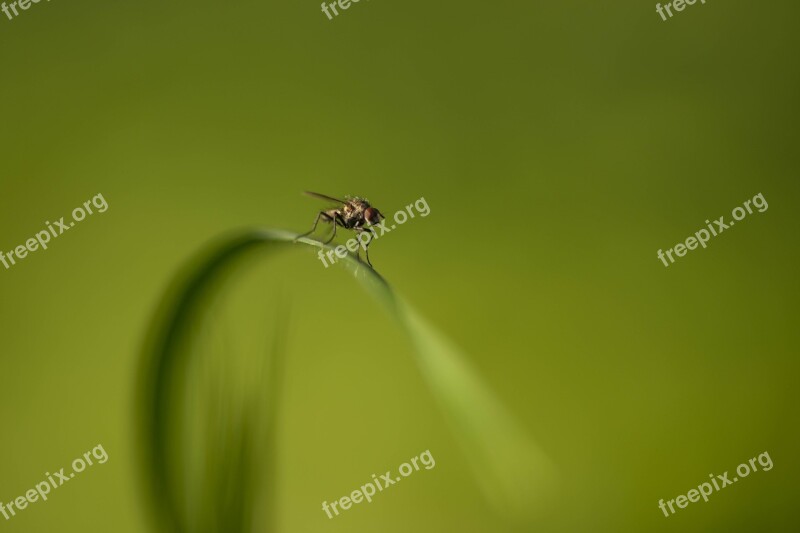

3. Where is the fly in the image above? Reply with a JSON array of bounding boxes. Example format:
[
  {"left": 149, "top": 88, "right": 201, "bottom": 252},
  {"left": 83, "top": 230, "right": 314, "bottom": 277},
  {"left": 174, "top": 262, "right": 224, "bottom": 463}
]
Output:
[{"left": 296, "top": 191, "right": 385, "bottom": 267}]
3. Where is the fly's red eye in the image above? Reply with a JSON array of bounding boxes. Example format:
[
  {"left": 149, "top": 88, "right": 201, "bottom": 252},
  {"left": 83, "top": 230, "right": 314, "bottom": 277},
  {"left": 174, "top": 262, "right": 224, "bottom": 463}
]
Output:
[{"left": 365, "top": 207, "right": 381, "bottom": 225}]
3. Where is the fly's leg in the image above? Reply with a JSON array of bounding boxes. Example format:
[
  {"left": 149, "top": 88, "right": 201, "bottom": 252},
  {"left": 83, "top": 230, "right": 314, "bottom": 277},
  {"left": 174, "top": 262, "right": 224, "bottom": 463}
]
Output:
[
  {"left": 363, "top": 228, "right": 376, "bottom": 268},
  {"left": 322, "top": 214, "right": 343, "bottom": 245},
  {"left": 296, "top": 211, "right": 333, "bottom": 241},
  {"left": 354, "top": 228, "right": 365, "bottom": 262}
]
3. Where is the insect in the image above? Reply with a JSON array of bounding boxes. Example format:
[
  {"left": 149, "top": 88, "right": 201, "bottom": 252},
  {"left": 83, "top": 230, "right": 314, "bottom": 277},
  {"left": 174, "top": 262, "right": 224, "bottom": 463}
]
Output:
[{"left": 296, "top": 191, "right": 385, "bottom": 267}]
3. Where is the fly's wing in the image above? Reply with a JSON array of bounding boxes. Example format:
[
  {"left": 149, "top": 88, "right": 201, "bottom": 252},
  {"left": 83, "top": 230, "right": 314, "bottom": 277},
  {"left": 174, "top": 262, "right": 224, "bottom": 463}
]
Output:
[{"left": 303, "top": 191, "right": 349, "bottom": 205}]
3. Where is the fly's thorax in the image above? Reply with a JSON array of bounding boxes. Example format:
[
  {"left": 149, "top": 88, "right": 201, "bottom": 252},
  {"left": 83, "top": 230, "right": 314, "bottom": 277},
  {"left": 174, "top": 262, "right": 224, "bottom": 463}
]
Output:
[{"left": 345, "top": 198, "right": 370, "bottom": 218}]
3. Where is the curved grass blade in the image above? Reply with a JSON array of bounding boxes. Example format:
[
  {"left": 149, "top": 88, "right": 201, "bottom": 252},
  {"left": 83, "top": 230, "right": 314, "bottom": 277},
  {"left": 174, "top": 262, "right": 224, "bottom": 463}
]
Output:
[{"left": 139, "top": 229, "right": 555, "bottom": 533}]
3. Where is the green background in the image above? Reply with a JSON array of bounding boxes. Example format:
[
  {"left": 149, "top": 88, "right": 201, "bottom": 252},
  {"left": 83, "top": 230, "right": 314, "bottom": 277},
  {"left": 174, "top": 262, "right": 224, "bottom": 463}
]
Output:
[{"left": 1, "top": 0, "right": 798, "bottom": 531}]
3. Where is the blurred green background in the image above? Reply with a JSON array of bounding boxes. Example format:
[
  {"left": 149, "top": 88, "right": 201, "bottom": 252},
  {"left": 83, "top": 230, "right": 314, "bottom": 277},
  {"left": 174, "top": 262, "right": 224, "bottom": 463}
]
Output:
[{"left": 1, "top": 0, "right": 798, "bottom": 531}]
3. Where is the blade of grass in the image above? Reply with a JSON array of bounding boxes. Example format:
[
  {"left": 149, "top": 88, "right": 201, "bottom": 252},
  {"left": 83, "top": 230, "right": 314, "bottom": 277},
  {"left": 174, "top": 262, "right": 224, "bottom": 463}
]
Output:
[{"left": 139, "top": 228, "right": 555, "bottom": 533}]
